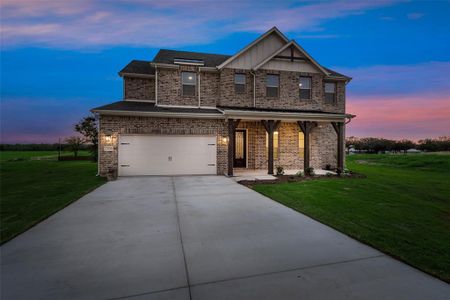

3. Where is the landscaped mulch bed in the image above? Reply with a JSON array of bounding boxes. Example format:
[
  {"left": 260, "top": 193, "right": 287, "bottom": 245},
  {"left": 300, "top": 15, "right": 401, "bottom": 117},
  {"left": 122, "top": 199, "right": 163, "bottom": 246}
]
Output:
[{"left": 238, "top": 172, "right": 366, "bottom": 188}]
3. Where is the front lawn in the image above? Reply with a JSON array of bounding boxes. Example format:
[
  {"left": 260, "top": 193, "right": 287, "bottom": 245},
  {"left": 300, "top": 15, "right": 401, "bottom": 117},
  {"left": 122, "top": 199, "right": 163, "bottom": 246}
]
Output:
[
  {"left": 253, "top": 153, "right": 450, "bottom": 282},
  {"left": 0, "top": 151, "right": 106, "bottom": 244}
]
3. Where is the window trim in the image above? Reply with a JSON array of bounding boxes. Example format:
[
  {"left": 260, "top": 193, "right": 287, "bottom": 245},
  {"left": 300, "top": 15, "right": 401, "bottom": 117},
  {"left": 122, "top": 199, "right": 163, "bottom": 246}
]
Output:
[
  {"left": 181, "top": 71, "right": 197, "bottom": 97},
  {"left": 299, "top": 76, "right": 312, "bottom": 100},
  {"left": 266, "top": 74, "right": 280, "bottom": 98},
  {"left": 324, "top": 81, "right": 337, "bottom": 103},
  {"left": 234, "top": 73, "right": 246, "bottom": 94}
]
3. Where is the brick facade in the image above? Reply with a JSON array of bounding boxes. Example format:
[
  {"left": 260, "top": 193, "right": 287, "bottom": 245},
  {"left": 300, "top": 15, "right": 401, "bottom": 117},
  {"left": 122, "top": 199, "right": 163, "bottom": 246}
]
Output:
[
  {"left": 218, "top": 68, "right": 255, "bottom": 107},
  {"left": 99, "top": 115, "right": 228, "bottom": 176},
  {"left": 124, "top": 77, "right": 155, "bottom": 100},
  {"left": 109, "top": 62, "right": 346, "bottom": 176},
  {"left": 236, "top": 121, "right": 337, "bottom": 171}
]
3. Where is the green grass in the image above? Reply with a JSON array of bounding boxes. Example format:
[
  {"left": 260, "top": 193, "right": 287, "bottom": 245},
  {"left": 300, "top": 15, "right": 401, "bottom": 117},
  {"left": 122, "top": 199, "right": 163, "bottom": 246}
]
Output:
[
  {"left": 253, "top": 153, "right": 450, "bottom": 282},
  {"left": 0, "top": 151, "right": 106, "bottom": 244},
  {"left": 0, "top": 150, "right": 91, "bottom": 162}
]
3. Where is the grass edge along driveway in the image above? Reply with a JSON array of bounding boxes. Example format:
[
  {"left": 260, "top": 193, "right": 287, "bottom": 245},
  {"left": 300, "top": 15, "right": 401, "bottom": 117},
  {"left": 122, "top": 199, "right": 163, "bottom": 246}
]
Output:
[
  {"left": 1, "top": 151, "right": 106, "bottom": 245},
  {"left": 253, "top": 154, "right": 450, "bottom": 283}
]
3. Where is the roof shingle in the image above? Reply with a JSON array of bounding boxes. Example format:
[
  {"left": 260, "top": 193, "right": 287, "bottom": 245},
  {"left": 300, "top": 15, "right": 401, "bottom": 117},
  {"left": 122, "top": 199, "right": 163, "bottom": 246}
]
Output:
[
  {"left": 91, "top": 101, "right": 222, "bottom": 114},
  {"left": 153, "top": 49, "right": 231, "bottom": 67},
  {"left": 119, "top": 60, "right": 155, "bottom": 76}
]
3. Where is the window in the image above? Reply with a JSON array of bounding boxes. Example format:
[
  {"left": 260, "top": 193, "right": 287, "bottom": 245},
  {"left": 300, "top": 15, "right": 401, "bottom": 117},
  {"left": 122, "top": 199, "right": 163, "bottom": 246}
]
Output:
[
  {"left": 298, "top": 132, "right": 305, "bottom": 158},
  {"left": 266, "top": 131, "right": 279, "bottom": 160},
  {"left": 299, "top": 77, "right": 311, "bottom": 99},
  {"left": 181, "top": 72, "right": 196, "bottom": 96},
  {"left": 266, "top": 74, "right": 279, "bottom": 97},
  {"left": 325, "top": 82, "right": 336, "bottom": 103},
  {"left": 234, "top": 73, "right": 246, "bottom": 94}
]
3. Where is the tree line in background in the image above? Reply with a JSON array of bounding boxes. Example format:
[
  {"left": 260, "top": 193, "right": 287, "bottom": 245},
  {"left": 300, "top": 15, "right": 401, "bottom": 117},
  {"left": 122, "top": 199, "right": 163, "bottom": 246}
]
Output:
[
  {"left": 346, "top": 136, "right": 450, "bottom": 153},
  {"left": 0, "top": 115, "right": 99, "bottom": 160}
]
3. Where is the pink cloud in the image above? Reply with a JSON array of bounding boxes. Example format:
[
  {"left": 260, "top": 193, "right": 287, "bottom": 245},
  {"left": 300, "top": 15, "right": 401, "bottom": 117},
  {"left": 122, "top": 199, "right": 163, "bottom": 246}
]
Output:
[
  {"left": 0, "top": 0, "right": 402, "bottom": 48},
  {"left": 347, "top": 94, "right": 450, "bottom": 140}
]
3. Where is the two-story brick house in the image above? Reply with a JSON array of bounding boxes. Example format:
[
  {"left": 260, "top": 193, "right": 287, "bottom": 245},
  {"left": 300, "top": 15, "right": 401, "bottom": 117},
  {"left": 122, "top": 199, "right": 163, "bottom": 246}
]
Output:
[{"left": 92, "top": 27, "right": 354, "bottom": 177}]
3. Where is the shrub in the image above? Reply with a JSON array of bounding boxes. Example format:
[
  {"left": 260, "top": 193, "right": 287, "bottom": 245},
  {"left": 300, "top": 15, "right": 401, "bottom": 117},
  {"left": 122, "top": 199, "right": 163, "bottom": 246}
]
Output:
[
  {"left": 296, "top": 170, "right": 304, "bottom": 177},
  {"left": 325, "top": 164, "right": 332, "bottom": 170},
  {"left": 305, "top": 167, "right": 315, "bottom": 176},
  {"left": 326, "top": 172, "right": 333, "bottom": 177},
  {"left": 276, "top": 166, "right": 285, "bottom": 175}
]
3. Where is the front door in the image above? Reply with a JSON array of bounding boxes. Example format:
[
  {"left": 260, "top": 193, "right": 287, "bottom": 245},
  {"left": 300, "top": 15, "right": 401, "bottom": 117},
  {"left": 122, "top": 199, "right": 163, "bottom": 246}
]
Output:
[{"left": 234, "top": 130, "right": 246, "bottom": 168}]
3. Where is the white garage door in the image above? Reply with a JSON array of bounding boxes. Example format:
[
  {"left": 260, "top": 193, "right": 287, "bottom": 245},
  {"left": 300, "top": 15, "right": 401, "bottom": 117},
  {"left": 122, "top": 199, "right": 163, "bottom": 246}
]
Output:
[{"left": 118, "top": 135, "right": 217, "bottom": 176}]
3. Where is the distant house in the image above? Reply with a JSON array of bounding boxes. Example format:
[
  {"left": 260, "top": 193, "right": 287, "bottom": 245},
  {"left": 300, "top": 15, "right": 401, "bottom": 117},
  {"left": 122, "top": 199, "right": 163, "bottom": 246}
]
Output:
[{"left": 91, "top": 27, "right": 355, "bottom": 177}]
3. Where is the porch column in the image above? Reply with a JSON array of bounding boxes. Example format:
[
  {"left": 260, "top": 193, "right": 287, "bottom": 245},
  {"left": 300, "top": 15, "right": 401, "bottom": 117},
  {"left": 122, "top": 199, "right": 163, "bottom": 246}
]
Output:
[
  {"left": 297, "top": 121, "right": 317, "bottom": 171},
  {"left": 261, "top": 120, "right": 281, "bottom": 175},
  {"left": 332, "top": 122, "right": 345, "bottom": 172},
  {"left": 227, "top": 118, "right": 240, "bottom": 176}
]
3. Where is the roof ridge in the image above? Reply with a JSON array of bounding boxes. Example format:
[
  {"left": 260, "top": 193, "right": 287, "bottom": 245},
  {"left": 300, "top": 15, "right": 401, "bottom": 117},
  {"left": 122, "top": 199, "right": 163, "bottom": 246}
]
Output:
[{"left": 157, "top": 49, "right": 231, "bottom": 57}]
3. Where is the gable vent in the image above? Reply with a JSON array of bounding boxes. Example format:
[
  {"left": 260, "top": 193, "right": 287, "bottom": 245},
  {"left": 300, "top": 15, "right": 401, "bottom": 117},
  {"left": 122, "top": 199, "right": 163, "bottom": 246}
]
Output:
[{"left": 174, "top": 58, "right": 205, "bottom": 66}]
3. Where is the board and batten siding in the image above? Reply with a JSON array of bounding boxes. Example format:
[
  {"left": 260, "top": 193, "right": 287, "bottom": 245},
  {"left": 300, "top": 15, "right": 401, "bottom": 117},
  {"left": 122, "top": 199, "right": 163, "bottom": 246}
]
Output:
[
  {"left": 261, "top": 60, "right": 321, "bottom": 73},
  {"left": 226, "top": 32, "right": 286, "bottom": 69}
]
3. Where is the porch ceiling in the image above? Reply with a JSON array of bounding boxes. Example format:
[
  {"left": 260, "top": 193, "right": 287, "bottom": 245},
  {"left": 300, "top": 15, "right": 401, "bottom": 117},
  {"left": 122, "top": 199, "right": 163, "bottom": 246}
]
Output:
[{"left": 218, "top": 106, "right": 353, "bottom": 122}]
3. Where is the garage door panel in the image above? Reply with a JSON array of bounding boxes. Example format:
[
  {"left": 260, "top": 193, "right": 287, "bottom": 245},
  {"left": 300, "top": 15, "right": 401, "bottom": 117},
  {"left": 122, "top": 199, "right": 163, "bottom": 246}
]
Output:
[{"left": 118, "top": 135, "right": 217, "bottom": 176}]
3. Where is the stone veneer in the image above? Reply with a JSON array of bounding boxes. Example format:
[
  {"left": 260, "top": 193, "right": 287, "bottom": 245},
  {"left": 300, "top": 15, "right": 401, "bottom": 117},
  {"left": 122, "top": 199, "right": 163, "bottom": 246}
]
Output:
[
  {"left": 99, "top": 115, "right": 228, "bottom": 176},
  {"left": 124, "top": 77, "right": 155, "bottom": 100}
]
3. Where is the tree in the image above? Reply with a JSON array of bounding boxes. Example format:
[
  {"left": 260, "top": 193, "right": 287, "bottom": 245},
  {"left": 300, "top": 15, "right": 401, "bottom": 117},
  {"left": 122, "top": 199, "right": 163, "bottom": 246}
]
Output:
[
  {"left": 75, "top": 115, "right": 98, "bottom": 161},
  {"left": 65, "top": 136, "right": 85, "bottom": 157},
  {"left": 395, "top": 139, "right": 416, "bottom": 153}
]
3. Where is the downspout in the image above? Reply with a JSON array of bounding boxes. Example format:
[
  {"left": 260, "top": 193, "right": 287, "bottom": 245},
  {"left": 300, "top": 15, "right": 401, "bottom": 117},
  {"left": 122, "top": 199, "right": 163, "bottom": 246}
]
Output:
[
  {"left": 95, "top": 112, "right": 100, "bottom": 176},
  {"left": 155, "top": 65, "right": 158, "bottom": 106},
  {"left": 198, "top": 67, "right": 201, "bottom": 107},
  {"left": 250, "top": 70, "right": 256, "bottom": 107},
  {"left": 122, "top": 77, "right": 125, "bottom": 100}
]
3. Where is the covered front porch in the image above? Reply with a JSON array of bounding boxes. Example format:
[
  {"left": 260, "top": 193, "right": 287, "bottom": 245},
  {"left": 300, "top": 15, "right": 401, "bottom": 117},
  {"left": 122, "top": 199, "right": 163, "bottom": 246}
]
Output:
[{"left": 222, "top": 108, "right": 353, "bottom": 177}]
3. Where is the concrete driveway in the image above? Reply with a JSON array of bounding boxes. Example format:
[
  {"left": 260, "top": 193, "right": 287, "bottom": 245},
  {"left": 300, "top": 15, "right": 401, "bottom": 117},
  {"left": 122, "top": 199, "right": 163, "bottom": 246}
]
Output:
[{"left": 1, "top": 176, "right": 448, "bottom": 299}]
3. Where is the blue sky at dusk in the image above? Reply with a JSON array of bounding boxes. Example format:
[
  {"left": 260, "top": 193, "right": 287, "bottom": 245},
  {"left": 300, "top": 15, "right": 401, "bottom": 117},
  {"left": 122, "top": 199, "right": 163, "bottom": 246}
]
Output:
[{"left": 1, "top": 0, "right": 449, "bottom": 143}]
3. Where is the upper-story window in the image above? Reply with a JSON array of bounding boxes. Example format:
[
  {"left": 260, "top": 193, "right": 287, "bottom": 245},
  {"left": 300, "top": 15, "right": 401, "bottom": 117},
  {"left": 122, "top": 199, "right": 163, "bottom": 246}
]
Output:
[
  {"left": 299, "top": 77, "right": 311, "bottom": 99},
  {"left": 266, "top": 74, "right": 279, "bottom": 98},
  {"left": 181, "top": 72, "right": 196, "bottom": 96},
  {"left": 324, "top": 82, "right": 336, "bottom": 103},
  {"left": 234, "top": 73, "right": 246, "bottom": 94}
]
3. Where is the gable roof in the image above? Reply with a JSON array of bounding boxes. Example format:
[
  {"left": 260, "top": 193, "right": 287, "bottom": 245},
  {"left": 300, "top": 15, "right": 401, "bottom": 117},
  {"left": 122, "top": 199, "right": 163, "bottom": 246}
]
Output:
[
  {"left": 118, "top": 27, "right": 350, "bottom": 80},
  {"left": 217, "top": 26, "right": 289, "bottom": 69},
  {"left": 153, "top": 49, "right": 230, "bottom": 67},
  {"left": 323, "top": 67, "right": 351, "bottom": 80},
  {"left": 119, "top": 60, "right": 155, "bottom": 76},
  {"left": 253, "top": 40, "right": 329, "bottom": 75}
]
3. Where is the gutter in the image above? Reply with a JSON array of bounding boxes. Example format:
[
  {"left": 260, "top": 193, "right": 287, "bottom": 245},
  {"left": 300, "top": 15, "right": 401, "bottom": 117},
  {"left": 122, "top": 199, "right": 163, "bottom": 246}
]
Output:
[
  {"left": 119, "top": 73, "right": 155, "bottom": 79},
  {"left": 90, "top": 109, "right": 224, "bottom": 119},
  {"left": 221, "top": 109, "right": 351, "bottom": 122}
]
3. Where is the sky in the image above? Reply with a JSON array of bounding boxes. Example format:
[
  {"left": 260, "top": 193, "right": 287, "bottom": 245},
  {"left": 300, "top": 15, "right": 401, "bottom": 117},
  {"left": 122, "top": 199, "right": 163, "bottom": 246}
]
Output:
[{"left": 1, "top": 0, "right": 450, "bottom": 143}]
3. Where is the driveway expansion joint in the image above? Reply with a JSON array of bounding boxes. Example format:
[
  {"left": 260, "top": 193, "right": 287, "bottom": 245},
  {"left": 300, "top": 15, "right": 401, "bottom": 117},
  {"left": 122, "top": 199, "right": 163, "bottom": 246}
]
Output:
[
  {"left": 171, "top": 176, "right": 193, "bottom": 300},
  {"left": 106, "top": 286, "right": 188, "bottom": 300},
  {"left": 190, "top": 254, "right": 387, "bottom": 288}
]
